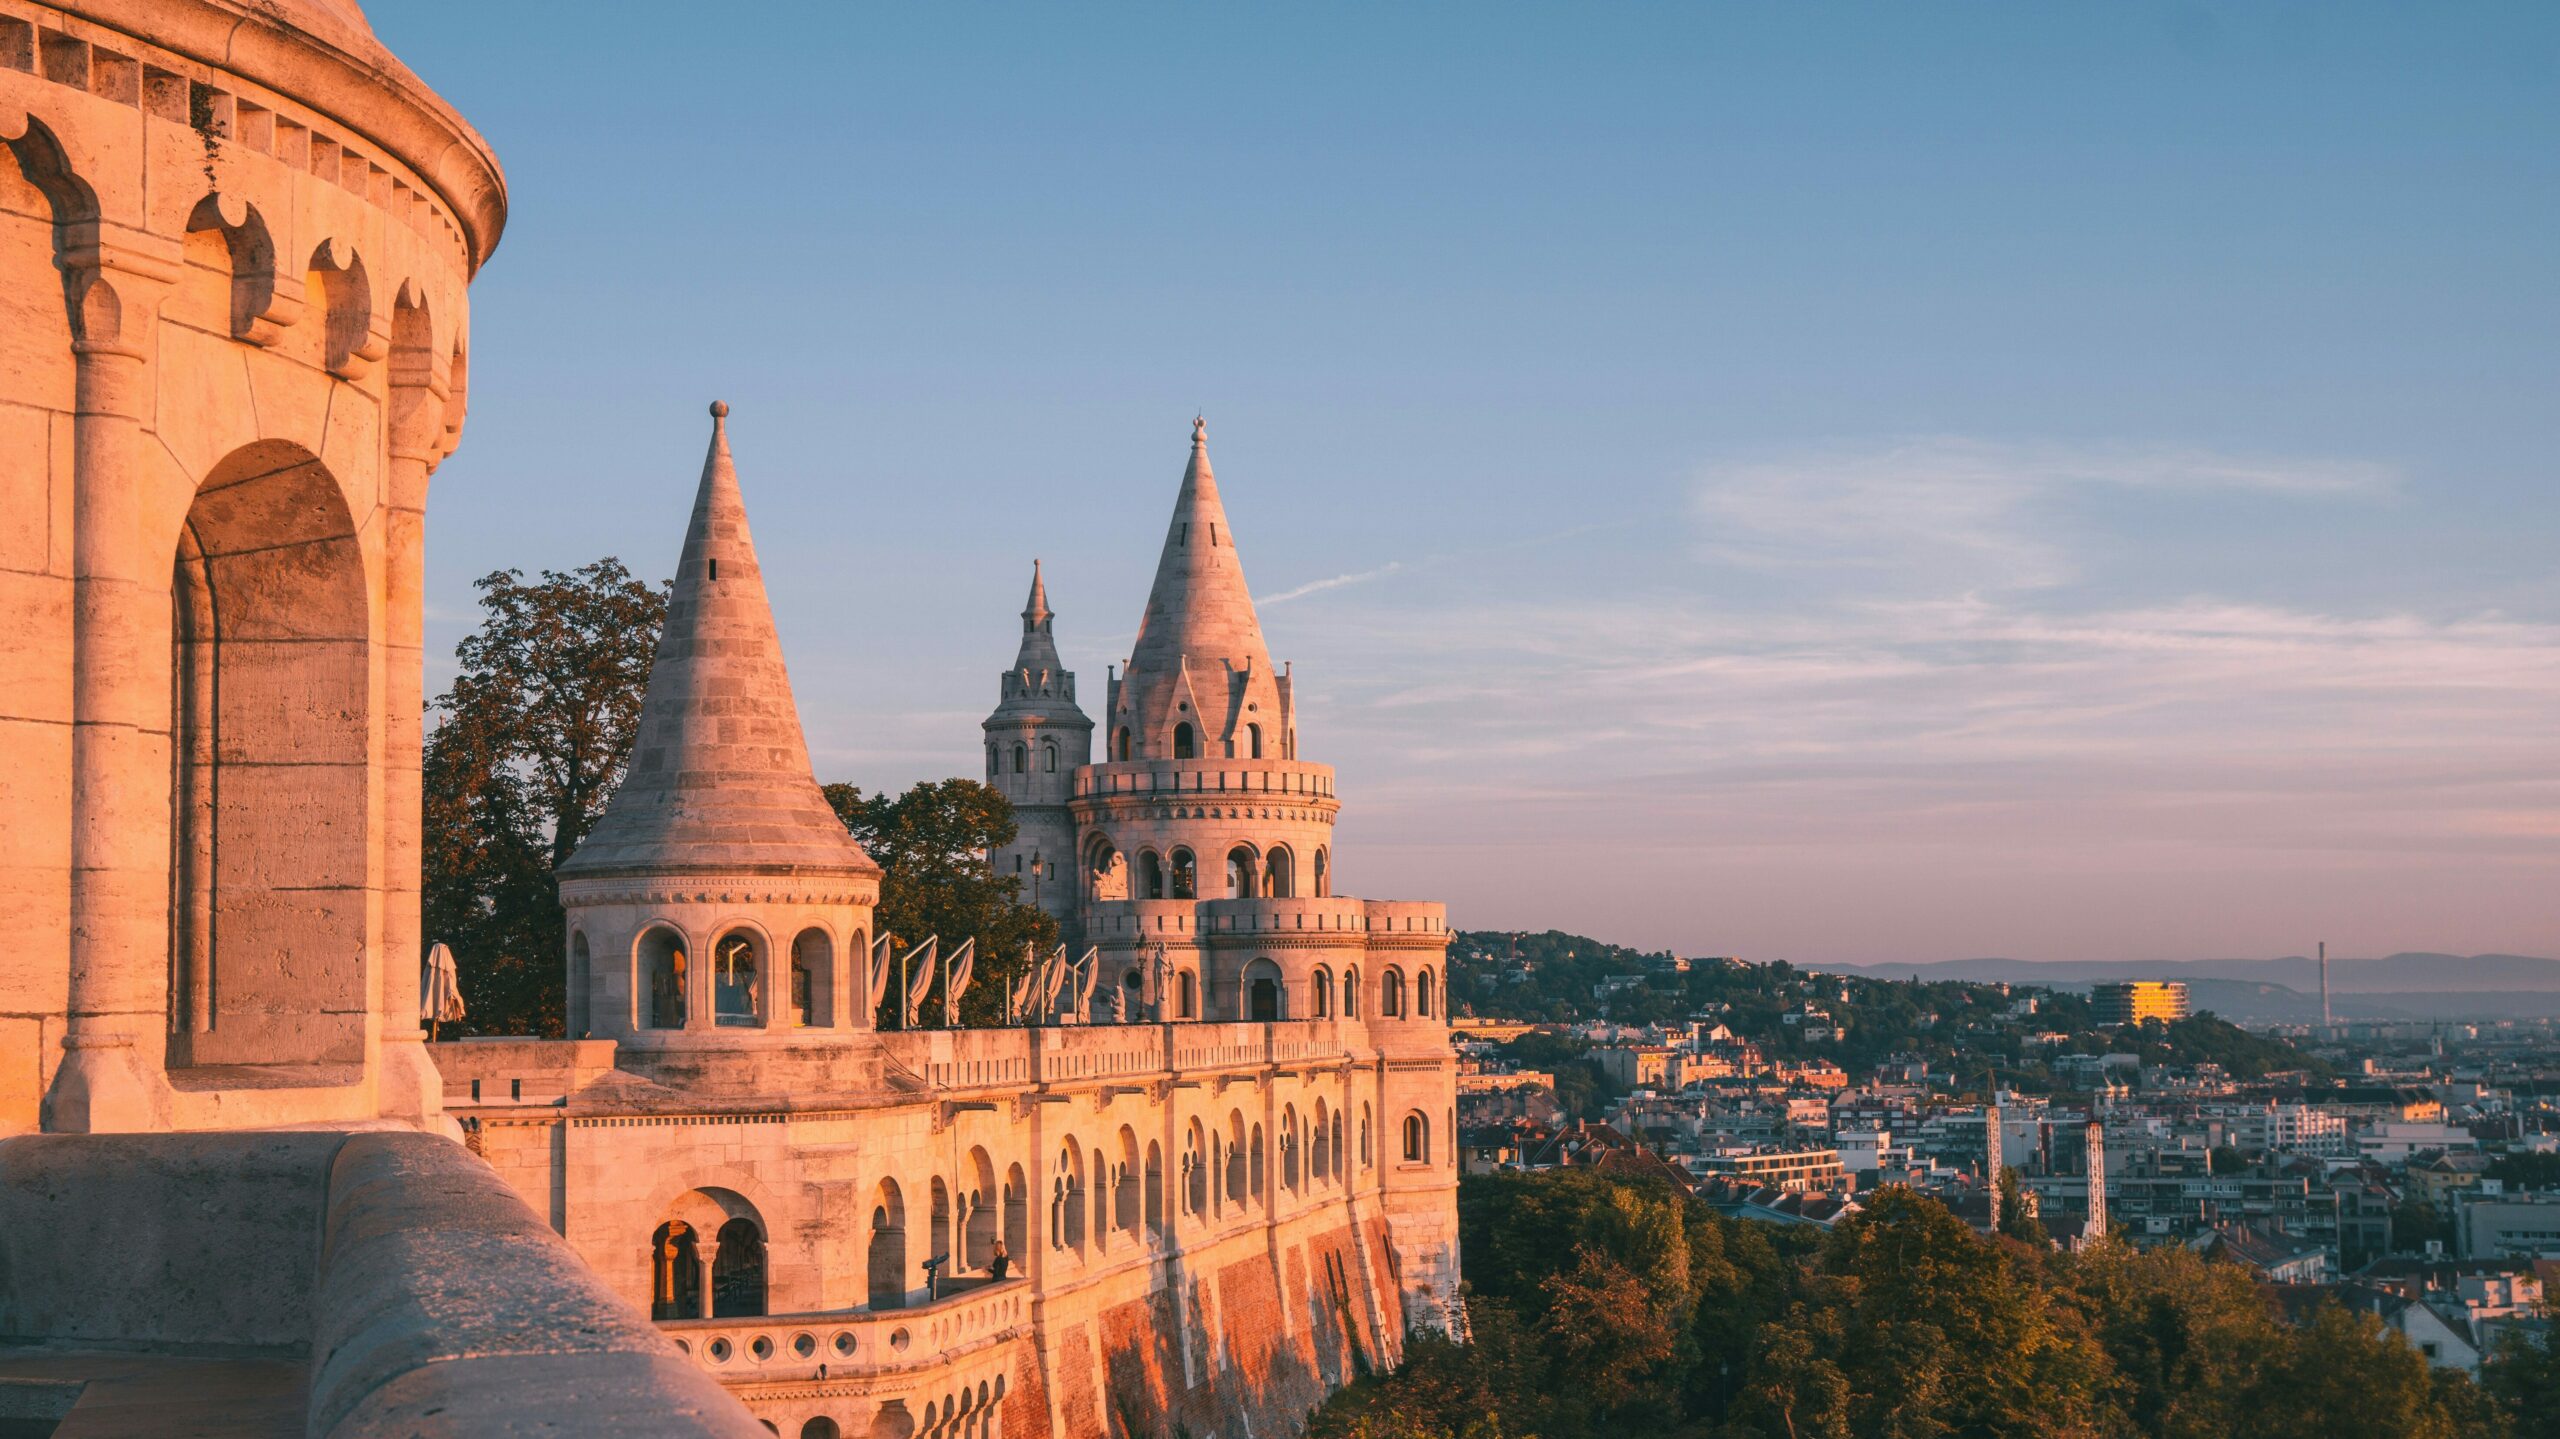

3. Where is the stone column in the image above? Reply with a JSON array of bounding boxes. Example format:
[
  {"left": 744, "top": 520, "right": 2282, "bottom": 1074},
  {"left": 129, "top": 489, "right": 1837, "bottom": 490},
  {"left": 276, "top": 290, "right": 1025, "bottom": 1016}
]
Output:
[
  {"left": 696, "top": 1241, "right": 719, "bottom": 1320},
  {"left": 375, "top": 324, "right": 450, "bottom": 1129},
  {"left": 43, "top": 232, "right": 179, "bottom": 1134}
]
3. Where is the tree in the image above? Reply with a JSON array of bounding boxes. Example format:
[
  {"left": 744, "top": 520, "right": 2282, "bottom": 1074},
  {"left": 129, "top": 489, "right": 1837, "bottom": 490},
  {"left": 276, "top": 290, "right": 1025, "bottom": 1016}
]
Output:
[
  {"left": 2391, "top": 1197, "right": 2453, "bottom": 1255},
  {"left": 424, "top": 560, "right": 664, "bottom": 1035},
  {"left": 2486, "top": 1321, "right": 2560, "bottom": 1439},
  {"left": 1996, "top": 1166, "right": 2046, "bottom": 1244},
  {"left": 823, "top": 779, "right": 1058, "bottom": 1026}
]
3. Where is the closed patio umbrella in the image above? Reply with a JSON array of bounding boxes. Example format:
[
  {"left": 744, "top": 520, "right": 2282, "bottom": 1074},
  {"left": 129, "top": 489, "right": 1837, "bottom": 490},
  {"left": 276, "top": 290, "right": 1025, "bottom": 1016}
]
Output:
[{"left": 423, "top": 941, "right": 467, "bottom": 1039}]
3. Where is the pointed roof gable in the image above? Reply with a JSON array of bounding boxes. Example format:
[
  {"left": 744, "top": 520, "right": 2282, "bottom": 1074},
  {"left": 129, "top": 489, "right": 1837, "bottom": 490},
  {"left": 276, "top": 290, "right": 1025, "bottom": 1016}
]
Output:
[
  {"left": 560, "top": 403, "right": 878, "bottom": 879},
  {"left": 1124, "top": 418, "right": 1274, "bottom": 687}
]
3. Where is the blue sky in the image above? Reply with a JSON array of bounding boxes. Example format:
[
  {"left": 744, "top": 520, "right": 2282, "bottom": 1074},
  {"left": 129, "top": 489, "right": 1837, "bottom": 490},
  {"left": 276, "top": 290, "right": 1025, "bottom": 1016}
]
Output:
[{"left": 376, "top": 2, "right": 2559, "bottom": 965}]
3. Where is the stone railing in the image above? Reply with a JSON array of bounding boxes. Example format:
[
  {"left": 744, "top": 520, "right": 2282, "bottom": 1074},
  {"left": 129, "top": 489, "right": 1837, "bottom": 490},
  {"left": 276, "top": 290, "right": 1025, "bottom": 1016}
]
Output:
[
  {"left": 877, "top": 1019, "right": 1377, "bottom": 1096},
  {"left": 0, "top": 1129, "right": 762, "bottom": 1437},
  {"left": 658, "top": 1280, "right": 1029, "bottom": 1386},
  {"left": 1070, "top": 758, "right": 1336, "bottom": 801}
]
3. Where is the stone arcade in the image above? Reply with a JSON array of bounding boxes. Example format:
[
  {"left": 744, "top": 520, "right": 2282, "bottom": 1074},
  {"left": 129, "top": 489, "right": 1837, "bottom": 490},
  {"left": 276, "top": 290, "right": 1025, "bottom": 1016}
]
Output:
[{"left": 0, "top": 3, "right": 1458, "bottom": 1435}]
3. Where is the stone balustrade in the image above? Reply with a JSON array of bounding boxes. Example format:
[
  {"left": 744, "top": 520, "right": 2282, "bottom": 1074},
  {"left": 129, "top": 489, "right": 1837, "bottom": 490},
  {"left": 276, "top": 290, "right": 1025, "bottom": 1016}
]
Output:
[
  {"left": 1070, "top": 758, "right": 1336, "bottom": 801},
  {"left": 659, "top": 1280, "right": 1028, "bottom": 1385}
]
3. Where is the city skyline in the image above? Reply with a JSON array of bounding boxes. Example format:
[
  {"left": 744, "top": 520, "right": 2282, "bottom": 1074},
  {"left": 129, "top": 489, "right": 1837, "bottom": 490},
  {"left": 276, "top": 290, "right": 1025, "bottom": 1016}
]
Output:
[{"left": 381, "top": 2, "right": 2559, "bottom": 965}]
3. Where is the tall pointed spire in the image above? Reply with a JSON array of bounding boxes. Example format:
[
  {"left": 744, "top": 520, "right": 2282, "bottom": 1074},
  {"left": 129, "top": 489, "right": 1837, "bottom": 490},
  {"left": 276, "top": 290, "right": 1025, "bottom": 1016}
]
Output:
[
  {"left": 1024, "top": 559, "right": 1052, "bottom": 633},
  {"left": 560, "top": 402, "right": 877, "bottom": 879},
  {"left": 1125, "top": 416, "right": 1274, "bottom": 684},
  {"left": 1008, "top": 559, "right": 1066, "bottom": 678}
]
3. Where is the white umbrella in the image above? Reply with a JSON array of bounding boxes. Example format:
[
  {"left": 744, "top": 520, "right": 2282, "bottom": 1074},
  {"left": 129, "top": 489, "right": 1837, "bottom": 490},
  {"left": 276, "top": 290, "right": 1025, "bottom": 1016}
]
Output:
[{"left": 422, "top": 941, "right": 466, "bottom": 1038}]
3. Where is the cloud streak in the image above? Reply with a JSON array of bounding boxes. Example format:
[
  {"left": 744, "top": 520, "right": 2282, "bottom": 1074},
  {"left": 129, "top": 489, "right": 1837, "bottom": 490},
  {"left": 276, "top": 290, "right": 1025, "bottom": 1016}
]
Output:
[{"left": 1263, "top": 560, "right": 1406, "bottom": 606}]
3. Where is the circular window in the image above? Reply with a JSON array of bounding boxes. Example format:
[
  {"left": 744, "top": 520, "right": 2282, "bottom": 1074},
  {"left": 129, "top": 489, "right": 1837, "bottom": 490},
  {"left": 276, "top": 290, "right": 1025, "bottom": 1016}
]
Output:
[
  {"left": 750, "top": 1335, "right": 774, "bottom": 1361},
  {"left": 890, "top": 1327, "right": 912, "bottom": 1352},
  {"left": 793, "top": 1332, "right": 817, "bottom": 1358},
  {"left": 832, "top": 1331, "right": 856, "bottom": 1356},
  {"left": 671, "top": 1338, "right": 690, "bottom": 1355},
  {"left": 707, "top": 1338, "right": 732, "bottom": 1364}
]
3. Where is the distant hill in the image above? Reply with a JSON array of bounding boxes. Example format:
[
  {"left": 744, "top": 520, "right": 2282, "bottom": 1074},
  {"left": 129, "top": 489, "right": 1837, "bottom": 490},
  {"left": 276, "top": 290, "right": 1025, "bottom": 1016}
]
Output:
[{"left": 1823, "top": 952, "right": 2560, "bottom": 996}]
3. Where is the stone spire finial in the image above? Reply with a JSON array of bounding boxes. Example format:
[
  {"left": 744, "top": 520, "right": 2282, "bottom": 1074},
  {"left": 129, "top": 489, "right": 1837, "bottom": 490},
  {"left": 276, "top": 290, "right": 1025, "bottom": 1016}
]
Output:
[
  {"left": 1023, "top": 559, "right": 1053, "bottom": 634},
  {"left": 558, "top": 405, "right": 878, "bottom": 879}
]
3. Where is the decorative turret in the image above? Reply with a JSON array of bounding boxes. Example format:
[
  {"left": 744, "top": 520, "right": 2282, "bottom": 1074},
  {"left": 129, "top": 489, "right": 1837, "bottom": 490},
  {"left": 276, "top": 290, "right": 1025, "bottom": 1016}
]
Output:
[
  {"left": 984, "top": 562, "right": 1091, "bottom": 939},
  {"left": 1104, "top": 419, "right": 1294, "bottom": 764},
  {"left": 558, "top": 404, "right": 881, "bottom": 1052},
  {"left": 561, "top": 403, "right": 877, "bottom": 882}
]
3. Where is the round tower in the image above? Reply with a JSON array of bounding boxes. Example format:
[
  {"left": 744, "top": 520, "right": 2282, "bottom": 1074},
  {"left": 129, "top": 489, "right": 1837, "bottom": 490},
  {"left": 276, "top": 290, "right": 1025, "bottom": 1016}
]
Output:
[
  {"left": 982, "top": 561, "right": 1091, "bottom": 941},
  {"left": 556, "top": 404, "right": 882, "bottom": 1090},
  {"left": 5, "top": 0, "right": 502, "bottom": 1133}
]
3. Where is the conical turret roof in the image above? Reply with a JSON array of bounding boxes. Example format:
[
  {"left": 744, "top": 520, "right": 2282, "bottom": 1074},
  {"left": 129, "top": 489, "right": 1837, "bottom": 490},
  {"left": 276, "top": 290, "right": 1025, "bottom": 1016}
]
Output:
[
  {"left": 560, "top": 403, "right": 878, "bottom": 879},
  {"left": 1124, "top": 418, "right": 1274, "bottom": 684},
  {"left": 1014, "top": 560, "right": 1064, "bottom": 674}
]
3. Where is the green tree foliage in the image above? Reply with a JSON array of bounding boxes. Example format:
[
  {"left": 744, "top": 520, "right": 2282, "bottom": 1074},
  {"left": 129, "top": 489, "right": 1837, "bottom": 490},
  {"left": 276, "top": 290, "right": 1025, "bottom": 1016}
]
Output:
[
  {"left": 1310, "top": 1170, "right": 2502, "bottom": 1439},
  {"left": 2486, "top": 1320, "right": 2560, "bottom": 1439},
  {"left": 822, "top": 779, "right": 1058, "bottom": 1026},
  {"left": 1996, "top": 1166, "right": 2046, "bottom": 1244},
  {"left": 2486, "top": 1148, "right": 2560, "bottom": 1192},
  {"left": 423, "top": 560, "right": 664, "bottom": 1035}
]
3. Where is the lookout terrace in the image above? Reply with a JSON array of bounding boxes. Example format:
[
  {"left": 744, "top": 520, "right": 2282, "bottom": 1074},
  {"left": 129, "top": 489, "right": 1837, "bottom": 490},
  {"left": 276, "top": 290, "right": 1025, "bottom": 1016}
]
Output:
[{"left": 0, "top": 3, "right": 1456, "bottom": 1435}]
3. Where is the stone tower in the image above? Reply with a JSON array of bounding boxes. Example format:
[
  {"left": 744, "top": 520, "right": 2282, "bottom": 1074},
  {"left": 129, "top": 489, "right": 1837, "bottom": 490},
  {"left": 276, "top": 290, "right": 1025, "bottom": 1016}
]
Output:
[
  {"left": 3, "top": 0, "right": 502, "bottom": 1134},
  {"left": 558, "top": 403, "right": 883, "bottom": 1091},
  {"left": 982, "top": 561, "right": 1090, "bottom": 941}
]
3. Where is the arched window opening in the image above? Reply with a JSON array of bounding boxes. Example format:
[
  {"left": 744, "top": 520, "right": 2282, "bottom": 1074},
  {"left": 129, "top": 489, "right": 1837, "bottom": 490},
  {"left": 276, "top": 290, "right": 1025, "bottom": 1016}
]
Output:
[
  {"left": 1343, "top": 966, "right": 1360, "bottom": 1019},
  {"left": 929, "top": 1179, "right": 953, "bottom": 1288},
  {"left": 1170, "top": 849, "right": 1196, "bottom": 900},
  {"left": 964, "top": 1149, "right": 999, "bottom": 1272},
  {"left": 987, "top": 744, "right": 998, "bottom": 779},
  {"left": 651, "top": 1221, "right": 701, "bottom": 1320},
  {"left": 1059, "top": 1144, "right": 1087, "bottom": 1254},
  {"left": 1334, "top": 1113, "right": 1346, "bottom": 1180},
  {"left": 1362, "top": 1104, "right": 1374, "bottom": 1168},
  {"left": 1173, "top": 722, "right": 1196, "bottom": 759},
  {"left": 1116, "top": 1129, "right": 1142, "bottom": 1237},
  {"left": 868, "top": 1180, "right": 907, "bottom": 1310},
  {"left": 1404, "top": 1112, "right": 1430, "bottom": 1164},
  {"left": 1248, "top": 723, "right": 1263, "bottom": 759},
  {"left": 1312, "top": 967, "right": 1333, "bottom": 1019},
  {"left": 1264, "top": 846, "right": 1294, "bottom": 898},
  {"left": 1004, "top": 1165, "right": 1028, "bottom": 1266},
  {"left": 1381, "top": 968, "right": 1405, "bottom": 1018},
  {"left": 801, "top": 1420, "right": 841, "bottom": 1439},
  {"left": 1114, "top": 726, "right": 1132, "bottom": 761},
  {"left": 1043, "top": 740, "right": 1058, "bottom": 772},
  {"left": 1245, "top": 959, "right": 1282, "bottom": 1023},
  {"left": 1417, "top": 968, "right": 1436, "bottom": 1019},
  {"left": 1226, "top": 1115, "right": 1248, "bottom": 1208},
  {"left": 791, "top": 928, "right": 832, "bottom": 1027},
  {"left": 1226, "top": 845, "right": 1256, "bottom": 899},
  {"left": 641, "top": 927, "right": 689, "bottom": 1030},
  {"left": 1139, "top": 850, "right": 1165, "bottom": 900},
  {"left": 1183, "top": 1124, "right": 1207, "bottom": 1215},
  {"left": 1179, "top": 970, "right": 1198, "bottom": 1020},
  {"left": 712, "top": 1217, "right": 767, "bottom": 1318},
  {"left": 1282, "top": 1107, "right": 1301, "bottom": 1192},
  {"left": 1313, "top": 1101, "right": 1332, "bottom": 1182},
  {"left": 714, "top": 930, "right": 763, "bottom": 1026},
  {"left": 1314, "top": 848, "right": 1330, "bottom": 898},
  {"left": 1012, "top": 742, "right": 1027, "bottom": 774},
  {"left": 1250, "top": 1124, "right": 1266, "bottom": 1203}
]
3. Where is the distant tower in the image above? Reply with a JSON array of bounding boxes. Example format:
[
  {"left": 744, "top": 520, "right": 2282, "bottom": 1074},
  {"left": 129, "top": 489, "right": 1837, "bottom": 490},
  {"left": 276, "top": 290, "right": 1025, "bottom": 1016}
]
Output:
[
  {"left": 2082, "top": 1119, "right": 2108, "bottom": 1244},
  {"left": 982, "top": 561, "right": 1092, "bottom": 941},
  {"left": 2319, "top": 940, "right": 2331, "bottom": 1030}
]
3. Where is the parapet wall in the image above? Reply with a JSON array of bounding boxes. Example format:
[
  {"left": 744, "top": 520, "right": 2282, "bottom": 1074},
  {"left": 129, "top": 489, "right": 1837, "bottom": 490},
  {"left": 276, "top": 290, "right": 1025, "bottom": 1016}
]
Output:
[{"left": 0, "top": 1129, "right": 760, "bottom": 1437}]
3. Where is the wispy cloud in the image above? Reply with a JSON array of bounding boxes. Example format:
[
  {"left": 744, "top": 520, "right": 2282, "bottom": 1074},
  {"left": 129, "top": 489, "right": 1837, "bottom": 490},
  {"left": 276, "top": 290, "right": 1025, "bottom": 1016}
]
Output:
[
  {"left": 1692, "top": 438, "right": 2395, "bottom": 593},
  {"left": 1263, "top": 561, "right": 1405, "bottom": 606}
]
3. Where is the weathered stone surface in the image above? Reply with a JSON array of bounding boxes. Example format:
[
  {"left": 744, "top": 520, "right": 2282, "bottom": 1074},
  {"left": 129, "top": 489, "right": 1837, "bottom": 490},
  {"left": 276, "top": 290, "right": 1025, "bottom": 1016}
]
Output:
[
  {"left": 0, "top": 1131, "right": 340, "bottom": 1351},
  {"left": 306, "top": 1132, "right": 762, "bottom": 1439}
]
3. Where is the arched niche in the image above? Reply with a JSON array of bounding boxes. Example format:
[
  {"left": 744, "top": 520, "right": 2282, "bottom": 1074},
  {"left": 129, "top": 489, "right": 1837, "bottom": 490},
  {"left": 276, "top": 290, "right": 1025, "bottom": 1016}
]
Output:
[{"left": 166, "top": 440, "right": 371, "bottom": 1069}]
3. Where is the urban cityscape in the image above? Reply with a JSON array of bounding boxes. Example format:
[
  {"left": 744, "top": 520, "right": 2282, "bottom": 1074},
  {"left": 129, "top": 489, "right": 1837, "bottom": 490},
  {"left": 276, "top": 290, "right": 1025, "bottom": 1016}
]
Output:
[{"left": 1, "top": 4, "right": 2554, "bottom": 1439}]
